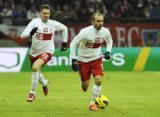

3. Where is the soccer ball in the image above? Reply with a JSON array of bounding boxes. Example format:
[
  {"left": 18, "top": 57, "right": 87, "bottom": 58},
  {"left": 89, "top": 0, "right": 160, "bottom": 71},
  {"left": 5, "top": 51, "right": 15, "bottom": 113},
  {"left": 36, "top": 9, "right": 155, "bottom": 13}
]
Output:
[{"left": 95, "top": 95, "right": 109, "bottom": 109}]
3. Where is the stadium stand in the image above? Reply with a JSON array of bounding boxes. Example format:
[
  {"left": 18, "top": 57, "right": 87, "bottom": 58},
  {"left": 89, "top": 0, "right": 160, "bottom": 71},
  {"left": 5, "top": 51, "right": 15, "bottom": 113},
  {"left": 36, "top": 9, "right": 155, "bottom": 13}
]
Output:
[{"left": 0, "top": 0, "right": 160, "bottom": 24}]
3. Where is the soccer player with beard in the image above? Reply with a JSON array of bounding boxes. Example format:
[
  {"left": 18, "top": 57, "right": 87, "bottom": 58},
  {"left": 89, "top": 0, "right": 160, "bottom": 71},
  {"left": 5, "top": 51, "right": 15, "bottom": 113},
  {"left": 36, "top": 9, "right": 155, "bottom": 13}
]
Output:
[{"left": 70, "top": 12, "right": 113, "bottom": 111}]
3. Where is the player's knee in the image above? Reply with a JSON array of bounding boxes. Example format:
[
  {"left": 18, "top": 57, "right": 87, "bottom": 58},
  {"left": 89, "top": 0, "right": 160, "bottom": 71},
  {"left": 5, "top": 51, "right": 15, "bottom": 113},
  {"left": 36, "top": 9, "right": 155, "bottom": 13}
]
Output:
[
  {"left": 95, "top": 77, "right": 102, "bottom": 86},
  {"left": 95, "top": 80, "right": 101, "bottom": 86},
  {"left": 82, "top": 83, "right": 89, "bottom": 92},
  {"left": 32, "top": 65, "right": 40, "bottom": 72}
]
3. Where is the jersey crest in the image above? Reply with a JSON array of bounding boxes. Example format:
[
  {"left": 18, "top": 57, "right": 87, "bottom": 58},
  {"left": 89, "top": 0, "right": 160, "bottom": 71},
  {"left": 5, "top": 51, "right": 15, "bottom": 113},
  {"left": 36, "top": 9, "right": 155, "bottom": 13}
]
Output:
[{"left": 43, "top": 28, "right": 48, "bottom": 32}]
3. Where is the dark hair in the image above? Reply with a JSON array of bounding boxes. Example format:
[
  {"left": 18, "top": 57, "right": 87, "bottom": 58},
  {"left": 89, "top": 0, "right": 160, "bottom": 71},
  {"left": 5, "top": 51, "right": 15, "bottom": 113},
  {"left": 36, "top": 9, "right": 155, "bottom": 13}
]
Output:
[
  {"left": 91, "top": 12, "right": 103, "bottom": 21},
  {"left": 40, "top": 4, "right": 50, "bottom": 11}
]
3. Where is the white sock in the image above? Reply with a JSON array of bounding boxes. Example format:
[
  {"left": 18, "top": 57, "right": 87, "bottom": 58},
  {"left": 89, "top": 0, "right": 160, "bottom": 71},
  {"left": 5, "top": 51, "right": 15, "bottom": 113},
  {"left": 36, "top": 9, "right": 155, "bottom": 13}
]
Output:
[
  {"left": 39, "top": 73, "right": 48, "bottom": 87},
  {"left": 90, "top": 84, "right": 101, "bottom": 104},
  {"left": 30, "top": 71, "right": 40, "bottom": 94}
]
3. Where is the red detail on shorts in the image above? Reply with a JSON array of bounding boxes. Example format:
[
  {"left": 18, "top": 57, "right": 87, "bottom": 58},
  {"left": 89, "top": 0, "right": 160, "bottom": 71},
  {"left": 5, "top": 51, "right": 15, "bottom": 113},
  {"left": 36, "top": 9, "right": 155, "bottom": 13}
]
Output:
[
  {"left": 78, "top": 58, "right": 103, "bottom": 82},
  {"left": 29, "top": 53, "right": 52, "bottom": 67}
]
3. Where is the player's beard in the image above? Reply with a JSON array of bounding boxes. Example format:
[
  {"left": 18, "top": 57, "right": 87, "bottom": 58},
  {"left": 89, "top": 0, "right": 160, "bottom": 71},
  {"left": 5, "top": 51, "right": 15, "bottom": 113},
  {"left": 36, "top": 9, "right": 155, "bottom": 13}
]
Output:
[
  {"left": 93, "top": 25, "right": 102, "bottom": 30},
  {"left": 96, "top": 25, "right": 102, "bottom": 30},
  {"left": 97, "top": 26, "right": 101, "bottom": 30}
]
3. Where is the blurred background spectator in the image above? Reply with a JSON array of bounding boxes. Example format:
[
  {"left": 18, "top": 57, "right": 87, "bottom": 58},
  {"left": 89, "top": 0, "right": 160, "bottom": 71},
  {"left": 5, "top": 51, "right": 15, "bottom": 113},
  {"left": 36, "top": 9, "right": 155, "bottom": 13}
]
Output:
[
  {"left": 27, "top": 4, "right": 40, "bottom": 21},
  {"left": 0, "top": 0, "right": 159, "bottom": 25},
  {"left": 12, "top": 3, "right": 27, "bottom": 26},
  {"left": 52, "top": 5, "right": 66, "bottom": 23},
  {"left": 0, "top": 0, "right": 14, "bottom": 24}
]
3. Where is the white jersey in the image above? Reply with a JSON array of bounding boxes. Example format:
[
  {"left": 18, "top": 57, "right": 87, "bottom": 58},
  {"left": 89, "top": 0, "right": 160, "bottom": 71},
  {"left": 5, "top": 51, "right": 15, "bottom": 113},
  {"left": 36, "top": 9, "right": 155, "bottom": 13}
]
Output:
[
  {"left": 70, "top": 25, "right": 113, "bottom": 62},
  {"left": 21, "top": 18, "right": 68, "bottom": 57}
]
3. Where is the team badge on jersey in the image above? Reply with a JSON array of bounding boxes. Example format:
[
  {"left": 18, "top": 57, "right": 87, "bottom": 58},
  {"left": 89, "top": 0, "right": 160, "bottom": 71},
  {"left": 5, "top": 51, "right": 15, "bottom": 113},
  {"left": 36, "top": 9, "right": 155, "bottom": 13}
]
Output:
[
  {"left": 95, "top": 38, "right": 100, "bottom": 42},
  {"left": 43, "top": 28, "right": 48, "bottom": 32}
]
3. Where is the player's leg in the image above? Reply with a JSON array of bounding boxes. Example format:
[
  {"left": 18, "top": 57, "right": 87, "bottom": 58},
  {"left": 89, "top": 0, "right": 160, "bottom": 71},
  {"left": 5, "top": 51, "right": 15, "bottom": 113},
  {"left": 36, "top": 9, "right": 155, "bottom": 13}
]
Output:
[
  {"left": 27, "top": 53, "right": 52, "bottom": 101},
  {"left": 78, "top": 61, "right": 91, "bottom": 92},
  {"left": 31, "top": 58, "right": 44, "bottom": 93},
  {"left": 89, "top": 75, "right": 102, "bottom": 111},
  {"left": 39, "top": 72, "right": 48, "bottom": 96},
  {"left": 89, "top": 58, "right": 103, "bottom": 111},
  {"left": 37, "top": 53, "right": 52, "bottom": 96},
  {"left": 91, "top": 75, "right": 102, "bottom": 103},
  {"left": 27, "top": 58, "right": 44, "bottom": 102},
  {"left": 81, "top": 80, "right": 90, "bottom": 92},
  {"left": 39, "top": 72, "right": 48, "bottom": 86}
]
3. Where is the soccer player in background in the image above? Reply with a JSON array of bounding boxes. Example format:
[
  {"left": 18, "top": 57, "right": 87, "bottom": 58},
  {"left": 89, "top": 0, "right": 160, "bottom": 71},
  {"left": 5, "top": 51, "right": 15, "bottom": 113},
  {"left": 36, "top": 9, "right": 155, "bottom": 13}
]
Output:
[
  {"left": 21, "top": 4, "right": 68, "bottom": 102},
  {"left": 70, "top": 12, "right": 113, "bottom": 111}
]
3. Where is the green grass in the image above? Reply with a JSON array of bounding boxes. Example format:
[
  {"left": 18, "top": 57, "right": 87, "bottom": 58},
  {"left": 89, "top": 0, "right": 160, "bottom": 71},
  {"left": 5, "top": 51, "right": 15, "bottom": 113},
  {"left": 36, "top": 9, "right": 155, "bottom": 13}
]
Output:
[{"left": 0, "top": 72, "right": 160, "bottom": 117}]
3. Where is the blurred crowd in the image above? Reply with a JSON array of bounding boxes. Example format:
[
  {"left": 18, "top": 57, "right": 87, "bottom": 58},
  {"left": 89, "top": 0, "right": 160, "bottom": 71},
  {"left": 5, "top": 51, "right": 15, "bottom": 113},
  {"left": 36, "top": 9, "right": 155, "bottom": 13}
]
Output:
[{"left": 0, "top": 0, "right": 160, "bottom": 25}]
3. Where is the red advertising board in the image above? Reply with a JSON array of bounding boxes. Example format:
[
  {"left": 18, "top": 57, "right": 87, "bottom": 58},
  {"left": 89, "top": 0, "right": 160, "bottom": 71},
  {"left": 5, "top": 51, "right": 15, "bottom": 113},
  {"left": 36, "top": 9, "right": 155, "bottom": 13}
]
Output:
[{"left": 66, "top": 22, "right": 160, "bottom": 47}]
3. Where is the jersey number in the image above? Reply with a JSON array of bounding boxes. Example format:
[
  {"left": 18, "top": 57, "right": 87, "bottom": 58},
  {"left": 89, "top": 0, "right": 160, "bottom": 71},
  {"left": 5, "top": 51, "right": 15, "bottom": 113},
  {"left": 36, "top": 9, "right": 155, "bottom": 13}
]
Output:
[
  {"left": 85, "top": 42, "right": 101, "bottom": 48},
  {"left": 86, "top": 42, "right": 94, "bottom": 48},
  {"left": 35, "top": 33, "right": 43, "bottom": 40}
]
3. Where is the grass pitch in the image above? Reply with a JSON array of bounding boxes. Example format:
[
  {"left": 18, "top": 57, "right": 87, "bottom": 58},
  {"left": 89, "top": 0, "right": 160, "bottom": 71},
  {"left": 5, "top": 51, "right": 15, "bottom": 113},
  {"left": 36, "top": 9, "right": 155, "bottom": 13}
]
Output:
[{"left": 0, "top": 72, "right": 160, "bottom": 117}]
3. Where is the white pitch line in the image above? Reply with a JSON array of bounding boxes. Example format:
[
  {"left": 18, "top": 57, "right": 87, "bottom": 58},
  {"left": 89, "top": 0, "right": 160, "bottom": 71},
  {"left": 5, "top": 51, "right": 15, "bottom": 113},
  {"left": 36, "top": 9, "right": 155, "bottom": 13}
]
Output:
[
  {"left": 0, "top": 96, "right": 160, "bottom": 101},
  {"left": 0, "top": 97, "right": 89, "bottom": 100},
  {"left": 109, "top": 96, "right": 160, "bottom": 99}
]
